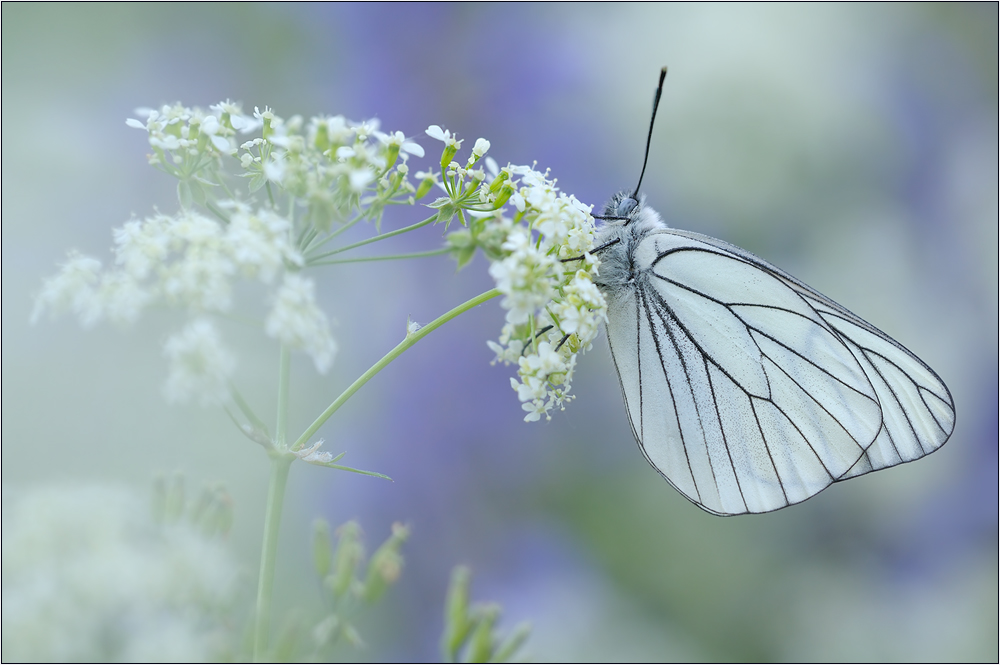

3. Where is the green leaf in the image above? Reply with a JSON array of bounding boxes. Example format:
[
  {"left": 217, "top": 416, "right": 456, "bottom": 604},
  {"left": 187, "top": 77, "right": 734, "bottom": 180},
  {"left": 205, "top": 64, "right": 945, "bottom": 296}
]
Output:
[
  {"left": 452, "top": 245, "right": 477, "bottom": 270},
  {"left": 312, "top": 459, "right": 392, "bottom": 480}
]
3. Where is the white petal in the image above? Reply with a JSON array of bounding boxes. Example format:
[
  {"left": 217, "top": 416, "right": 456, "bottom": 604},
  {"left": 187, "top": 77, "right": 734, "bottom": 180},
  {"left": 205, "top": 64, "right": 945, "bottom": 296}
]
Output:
[
  {"left": 425, "top": 125, "right": 447, "bottom": 142},
  {"left": 402, "top": 141, "right": 424, "bottom": 158}
]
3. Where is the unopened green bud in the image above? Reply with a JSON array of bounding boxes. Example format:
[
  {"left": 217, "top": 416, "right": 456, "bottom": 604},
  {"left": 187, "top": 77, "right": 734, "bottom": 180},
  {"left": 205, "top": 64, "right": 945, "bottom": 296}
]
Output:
[
  {"left": 487, "top": 169, "right": 510, "bottom": 193},
  {"left": 492, "top": 182, "right": 516, "bottom": 209},
  {"left": 313, "top": 518, "right": 334, "bottom": 578},
  {"left": 415, "top": 175, "right": 436, "bottom": 200},
  {"left": 384, "top": 143, "right": 401, "bottom": 171},
  {"left": 314, "top": 123, "right": 330, "bottom": 152},
  {"left": 493, "top": 621, "right": 531, "bottom": 663},
  {"left": 363, "top": 523, "right": 409, "bottom": 603},
  {"left": 329, "top": 521, "right": 364, "bottom": 598},
  {"left": 466, "top": 138, "right": 490, "bottom": 167},
  {"left": 466, "top": 604, "right": 500, "bottom": 663},
  {"left": 441, "top": 566, "right": 473, "bottom": 661},
  {"left": 440, "top": 144, "right": 458, "bottom": 170}
]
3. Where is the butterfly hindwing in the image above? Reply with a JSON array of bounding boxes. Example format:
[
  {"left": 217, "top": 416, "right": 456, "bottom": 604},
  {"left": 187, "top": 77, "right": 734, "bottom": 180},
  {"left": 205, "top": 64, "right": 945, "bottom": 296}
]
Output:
[{"left": 605, "top": 228, "right": 952, "bottom": 515}]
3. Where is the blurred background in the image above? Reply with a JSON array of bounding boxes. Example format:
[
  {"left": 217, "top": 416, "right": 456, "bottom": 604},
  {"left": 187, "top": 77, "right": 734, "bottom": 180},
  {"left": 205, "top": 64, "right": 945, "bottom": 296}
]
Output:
[{"left": 2, "top": 3, "right": 996, "bottom": 661}]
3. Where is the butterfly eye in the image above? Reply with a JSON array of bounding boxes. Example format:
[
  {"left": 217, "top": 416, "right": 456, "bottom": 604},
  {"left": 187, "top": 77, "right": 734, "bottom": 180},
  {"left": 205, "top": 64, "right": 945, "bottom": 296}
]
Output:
[{"left": 616, "top": 197, "right": 638, "bottom": 217}]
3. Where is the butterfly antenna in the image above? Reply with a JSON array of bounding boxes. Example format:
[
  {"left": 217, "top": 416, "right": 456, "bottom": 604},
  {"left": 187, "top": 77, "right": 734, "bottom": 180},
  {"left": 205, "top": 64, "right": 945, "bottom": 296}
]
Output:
[{"left": 632, "top": 66, "right": 667, "bottom": 199}]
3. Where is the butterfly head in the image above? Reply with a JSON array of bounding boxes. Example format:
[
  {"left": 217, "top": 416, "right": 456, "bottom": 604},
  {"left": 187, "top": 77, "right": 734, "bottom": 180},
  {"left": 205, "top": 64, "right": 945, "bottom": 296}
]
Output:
[{"left": 600, "top": 190, "right": 643, "bottom": 224}]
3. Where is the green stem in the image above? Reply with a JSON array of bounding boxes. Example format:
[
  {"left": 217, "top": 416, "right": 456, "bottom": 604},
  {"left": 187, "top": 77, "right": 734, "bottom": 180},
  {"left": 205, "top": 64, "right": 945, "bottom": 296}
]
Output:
[
  {"left": 326, "top": 215, "right": 363, "bottom": 240},
  {"left": 253, "top": 452, "right": 293, "bottom": 662},
  {"left": 205, "top": 200, "right": 230, "bottom": 224},
  {"left": 251, "top": 344, "right": 292, "bottom": 661},
  {"left": 308, "top": 247, "right": 449, "bottom": 266},
  {"left": 306, "top": 214, "right": 437, "bottom": 261},
  {"left": 265, "top": 181, "right": 276, "bottom": 209},
  {"left": 275, "top": 345, "right": 290, "bottom": 448},
  {"left": 291, "top": 288, "right": 501, "bottom": 450}
]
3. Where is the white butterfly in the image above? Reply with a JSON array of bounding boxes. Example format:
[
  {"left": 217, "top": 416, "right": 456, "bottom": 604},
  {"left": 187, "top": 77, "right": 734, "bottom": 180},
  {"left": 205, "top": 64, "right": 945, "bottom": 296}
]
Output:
[{"left": 589, "top": 69, "right": 955, "bottom": 515}]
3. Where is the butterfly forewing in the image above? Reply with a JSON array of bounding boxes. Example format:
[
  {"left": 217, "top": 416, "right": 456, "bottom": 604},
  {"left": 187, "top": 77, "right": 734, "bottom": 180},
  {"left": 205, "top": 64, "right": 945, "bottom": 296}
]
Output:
[{"left": 604, "top": 228, "right": 953, "bottom": 515}]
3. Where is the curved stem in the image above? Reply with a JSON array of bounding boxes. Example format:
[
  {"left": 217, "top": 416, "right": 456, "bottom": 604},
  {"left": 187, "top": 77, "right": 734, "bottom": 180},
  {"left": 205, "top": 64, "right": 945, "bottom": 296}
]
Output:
[
  {"left": 302, "top": 215, "right": 363, "bottom": 255},
  {"left": 306, "top": 214, "right": 437, "bottom": 261},
  {"left": 292, "top": 288, "right": 501, "bottom": 450},
  {"left": 253, "top": 453, "right": 293, "bottom": 662},
  {"left": 308, "top": 247, "right": 449, "bottom": 266}
]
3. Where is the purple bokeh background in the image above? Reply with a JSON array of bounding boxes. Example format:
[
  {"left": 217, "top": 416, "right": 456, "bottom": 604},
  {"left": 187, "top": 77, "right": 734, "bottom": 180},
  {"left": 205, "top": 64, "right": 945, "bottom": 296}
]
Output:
[{"left": 3, "top": 4, "right": 996, "bottom": 661}]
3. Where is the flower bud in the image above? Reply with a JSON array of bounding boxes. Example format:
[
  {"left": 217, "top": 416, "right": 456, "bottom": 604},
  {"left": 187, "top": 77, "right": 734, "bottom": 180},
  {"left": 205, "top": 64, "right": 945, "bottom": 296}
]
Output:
[
  {"left": 415, "top": 171, "right": 438, "bottom": 200},
  {"left": 441, "top": 566, "right": 473, "bottom": 661},
  {"left": 328, "top": 521, "right": 363, "bottom": 598},
  {"left": 487, "top": 169, "right": 510, "bottom": 193},
  {"left": 362, "top": 522, "right": 408, "bottom": 603},
  {"left": 384, "top": 142, "right": 401, "bottom": 171},
  {"left": 467, "top": 604, "right": 500, "bottom": 663},
  {"left": 466, "top": 138, "right": 491, "bottom": 167},
  {"left": 440, "top": 144, "right": 458, "bottom": 171},
  {"left": 491, "top": 182, "right": 516, "bottom": 209},
  {"left": 313, "top": 123, "right": 330, "bottom": 152},
  {"left": 313, "top": 518, "right": 334, "bottom": 578}
]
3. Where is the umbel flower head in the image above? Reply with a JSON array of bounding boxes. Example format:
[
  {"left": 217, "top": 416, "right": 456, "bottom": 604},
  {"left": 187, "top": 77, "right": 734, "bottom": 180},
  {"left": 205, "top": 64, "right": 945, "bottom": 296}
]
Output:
[
  {"left": 484, "top": 166, "right": 606, "bottom": 421},
  {"left": 429, "top": 129, "right": 607, "bottom": 421},
  {"left": 33, "top": 100, "right": 425, "bottom": 407},
  {"left": 31, "top": 204, "right": 337, "bottom": 404}
]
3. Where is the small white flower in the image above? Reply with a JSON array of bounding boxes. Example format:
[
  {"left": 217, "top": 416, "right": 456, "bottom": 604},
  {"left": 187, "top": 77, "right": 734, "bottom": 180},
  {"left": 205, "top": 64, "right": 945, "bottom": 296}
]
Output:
[
  {"left": 254, "top": 106, "right": 275, "bottom": 123},
  {"left": 467, "top": 137, "right": 490, "bottom": 166},
  {"left": 425, "top": 125, "right": 463, "bottom": 149},
  {"left": 472, "top": 138, "right": 490, "bottom": 159},
  {"left": 349, "top": 168, "right": 375, "bottom": 192},
  {"left": 378, "top": 130, "right": 425, "bottom": 159},
  {"left": 99, "top": 272, "right": 151, "bottom": 325},
  {"left": 265, "top": 274, "right": 338, "bottom": 373},
  {"left": 351, "top": 119, "right": 380, "bottom": 141},
  {"left": 31, "top": 251, "right": 104, "bottom": 327},
  {"left": 483, "top": 165, "right": 606, "bottom": 421},
  {"left": 162, "top": 318, "right": 236, "bottom": 406},
  {"left": 263, "top": 155, "right": 285, "bottom": 183},
  {"left": 158, "top": 212, "right": 236, "bottom": 312},
  {"left": 225, "top": 208, "right": 300, "bottom": 283}
]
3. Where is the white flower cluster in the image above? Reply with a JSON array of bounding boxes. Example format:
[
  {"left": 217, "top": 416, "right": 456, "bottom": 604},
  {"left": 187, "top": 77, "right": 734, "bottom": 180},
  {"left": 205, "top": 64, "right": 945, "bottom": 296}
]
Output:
[
  {"left": 162, "top": 319, "right": 237, "bottom": 406},
  {"left": 483, "top": 166, "right": 607, "bottom": 422},
  {"left": 1, "top": 485, "right": 238, "bottom": 662},
  {"left": 32, "top": 205, "right": 336, "bottom": 404},
  {"left": 36, "top": 100, "right": 432, "bottom": 411},
  {"left": 265, "top": 274, "right": 338, "bottom": 374},
  {"left": 127, "top": 101, "right": 422, "bottom": 231},
  {"left": 126, "top": 101, "right": 257, "bottom": 159},
  {"left": 423, "top": 128, "right": 606, "bottom": 422}
]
